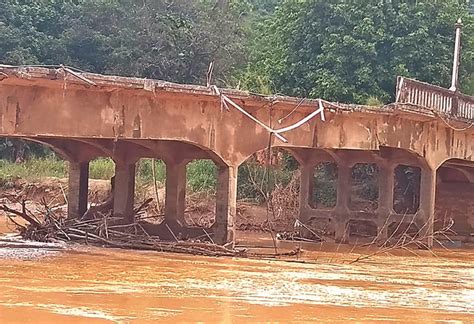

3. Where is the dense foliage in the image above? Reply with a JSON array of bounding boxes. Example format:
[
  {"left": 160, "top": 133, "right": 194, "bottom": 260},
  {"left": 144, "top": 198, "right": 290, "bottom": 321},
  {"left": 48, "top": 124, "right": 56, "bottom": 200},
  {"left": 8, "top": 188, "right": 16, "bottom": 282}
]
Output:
[
  {"left": 0, "top": 0, "right": 249, "bottom": 84},
  {"left": 242, "top": 0, "right": 474, "bottom": 103},
  {"left": 1, "top": 0, "right": 472, "bottom": 101},
  {"left": 0, "top": 0, "right": 254, "bottom": 160}
]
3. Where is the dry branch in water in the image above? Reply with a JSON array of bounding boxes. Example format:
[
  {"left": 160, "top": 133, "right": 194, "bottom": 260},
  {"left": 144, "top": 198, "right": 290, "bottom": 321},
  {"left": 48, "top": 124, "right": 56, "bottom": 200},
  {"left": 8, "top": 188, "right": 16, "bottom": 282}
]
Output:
[
  {"left": 350, "top": 217, "right": 456, "bottom": 264},
  {"left": 0, "top": 200, "right": 299, "bottom": 259}
]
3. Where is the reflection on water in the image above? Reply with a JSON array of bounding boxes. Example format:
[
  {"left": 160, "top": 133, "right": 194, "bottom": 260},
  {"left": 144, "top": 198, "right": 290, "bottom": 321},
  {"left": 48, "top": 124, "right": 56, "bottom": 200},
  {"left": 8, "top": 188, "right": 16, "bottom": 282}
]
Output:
[{"left": 0, "top": 235, "right": 473, "bottom": 323}]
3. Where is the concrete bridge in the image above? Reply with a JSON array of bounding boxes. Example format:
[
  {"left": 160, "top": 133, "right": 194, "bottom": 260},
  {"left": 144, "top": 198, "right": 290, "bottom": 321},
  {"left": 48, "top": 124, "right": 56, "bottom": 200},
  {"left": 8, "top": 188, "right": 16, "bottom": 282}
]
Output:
[{"left": 0, "top": 65, "right": 473, "bottom": 246}]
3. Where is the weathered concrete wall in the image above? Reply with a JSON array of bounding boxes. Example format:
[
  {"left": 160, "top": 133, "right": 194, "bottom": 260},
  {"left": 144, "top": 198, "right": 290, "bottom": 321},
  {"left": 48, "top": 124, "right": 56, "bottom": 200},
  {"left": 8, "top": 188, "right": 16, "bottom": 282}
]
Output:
[
  {"left": 0, "top": 66, "right": 472, "bottom": 169},
  {"left": 435, "top": 182, "right": 474, "bottom": 236}
]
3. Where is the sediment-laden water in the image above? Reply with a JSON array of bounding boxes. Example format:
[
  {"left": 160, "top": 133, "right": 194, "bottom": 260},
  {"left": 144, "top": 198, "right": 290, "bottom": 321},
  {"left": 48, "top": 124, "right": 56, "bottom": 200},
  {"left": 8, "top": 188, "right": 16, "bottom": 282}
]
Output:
[{"left": 0, "top": 230, "right": 473, "bottom": 323}]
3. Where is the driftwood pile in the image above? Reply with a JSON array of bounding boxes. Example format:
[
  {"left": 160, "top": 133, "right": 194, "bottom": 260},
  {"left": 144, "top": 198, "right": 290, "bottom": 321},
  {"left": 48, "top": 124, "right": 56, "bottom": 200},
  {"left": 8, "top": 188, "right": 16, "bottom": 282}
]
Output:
[{"left": 0, "top": 199, "right": 300, "bottom": 258}]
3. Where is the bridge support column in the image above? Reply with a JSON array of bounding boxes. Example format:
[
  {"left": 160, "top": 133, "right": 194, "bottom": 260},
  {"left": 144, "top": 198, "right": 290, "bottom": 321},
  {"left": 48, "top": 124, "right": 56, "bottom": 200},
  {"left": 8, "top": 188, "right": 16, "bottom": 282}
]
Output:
[
  {"left": 418, "top": 167, "right": 436, "bottom": 248},
  {"left": 334, "top": 162, "right": 351, "bottom": 243},
  {"left": 214, "top": 165, "right": 237, "bottom": 245},
  {"left": 113, "top": 161, "right": 136, "bottom": 223},
  {"left": 376, "top": 161, "right": 395, "bottom": 242},
  {"left": 68, "top": 161, "right": 89, "bottom": 219},
  {"left": 298, "top": 163, "right": 313, "bottom": 224},
  {"left": 164, "top": 159, "right": 187, "bottom": 228}
]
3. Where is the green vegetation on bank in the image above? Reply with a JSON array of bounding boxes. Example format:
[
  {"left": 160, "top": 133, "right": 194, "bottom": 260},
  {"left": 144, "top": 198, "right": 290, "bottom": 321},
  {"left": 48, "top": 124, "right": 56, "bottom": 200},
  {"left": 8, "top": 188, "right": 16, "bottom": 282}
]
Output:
[
  {"left": 0, "top": 157, "right": 215, "bottom": 192},
  {"left": 0, "top": 156, "right": 298, "bottom": 201},
  {"left": 0, "top": 157, "right": 113, "bottom": 182},
  {"left": 241, "top": 0, "right": 474, "bottom": 103}
]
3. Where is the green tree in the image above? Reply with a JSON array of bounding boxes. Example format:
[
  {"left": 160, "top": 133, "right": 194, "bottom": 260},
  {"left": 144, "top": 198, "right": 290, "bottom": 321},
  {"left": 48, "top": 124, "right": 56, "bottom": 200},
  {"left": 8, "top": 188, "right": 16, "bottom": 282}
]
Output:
[
  {"left": 242, "top": 0, "right": 474, "bottom": 103},
  {"left": 0, "top": 0, "right": 249, "bottom": 85}
]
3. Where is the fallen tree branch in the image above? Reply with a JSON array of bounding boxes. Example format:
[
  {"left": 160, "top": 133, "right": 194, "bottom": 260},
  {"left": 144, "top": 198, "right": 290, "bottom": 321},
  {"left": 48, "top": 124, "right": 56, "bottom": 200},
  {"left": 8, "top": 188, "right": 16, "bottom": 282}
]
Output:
[
  {"left": 1, "top": 204, "right": 41, "bottom": 227},
  {"left": 2, "top": 199, "right": 300, "bottom": 259}
]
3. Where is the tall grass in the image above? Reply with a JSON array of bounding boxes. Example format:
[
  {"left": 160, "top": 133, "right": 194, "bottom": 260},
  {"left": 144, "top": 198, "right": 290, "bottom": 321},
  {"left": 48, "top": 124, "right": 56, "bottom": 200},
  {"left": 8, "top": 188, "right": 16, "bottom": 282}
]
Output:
[
  {"left": 186, "top": 160, "right": 217, "bottom": 193},
  {"left": 136, "top": 159, "right": 166, "bottom": 185},
  {"left": 0, "top": 157, "right": 67, "bottom": 180},
  {"left": 89, "top": 158, "right": 115, "bottom": 180},
  {"left": 237, "top": 161, "right": 294, "bottom": 202},
  {"left": 0, "top": 157, "right": 218, "bottom": 193},
  {"left": 0, "top": 156, "right": 301, "bottom": 200}
]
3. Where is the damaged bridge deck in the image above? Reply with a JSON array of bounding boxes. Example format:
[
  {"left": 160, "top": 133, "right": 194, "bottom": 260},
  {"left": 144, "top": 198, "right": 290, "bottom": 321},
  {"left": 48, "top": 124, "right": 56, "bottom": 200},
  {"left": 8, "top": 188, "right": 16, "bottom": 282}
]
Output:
[{"left": 0, "top": 65, "right": 473, "bottom": 246}]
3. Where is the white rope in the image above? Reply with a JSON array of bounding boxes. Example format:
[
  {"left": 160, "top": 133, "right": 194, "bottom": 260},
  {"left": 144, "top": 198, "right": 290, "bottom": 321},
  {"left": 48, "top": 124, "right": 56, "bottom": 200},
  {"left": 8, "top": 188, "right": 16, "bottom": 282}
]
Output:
[
  {"left": 221, "top": 95, "right": 288, "bottom": 142},
  {"left": 210, "top": 85, "right": 230, "bottom": 112},
  {"left": 60, "top": 65, "right": 97, "bottom": 87},
  {"left": 220, "top": 93, "right": 326, "bottom": 143},
  {"left": 272, "top": 99, "right": 326, "bottom": 134}
]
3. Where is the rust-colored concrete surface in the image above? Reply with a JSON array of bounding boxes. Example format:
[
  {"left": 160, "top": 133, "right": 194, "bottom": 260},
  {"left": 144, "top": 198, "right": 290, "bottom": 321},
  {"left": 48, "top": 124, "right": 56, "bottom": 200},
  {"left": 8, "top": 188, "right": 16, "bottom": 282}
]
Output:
[{"left": 0, "top": 65, "right": 472, "bottom": 168}]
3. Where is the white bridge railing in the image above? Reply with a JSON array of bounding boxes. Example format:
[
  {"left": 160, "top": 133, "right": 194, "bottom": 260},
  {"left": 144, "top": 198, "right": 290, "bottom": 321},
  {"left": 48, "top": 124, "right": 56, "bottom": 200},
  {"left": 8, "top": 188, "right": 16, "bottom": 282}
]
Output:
[{"left": 396, "top": 76, "right": 474, "bottom": 121}]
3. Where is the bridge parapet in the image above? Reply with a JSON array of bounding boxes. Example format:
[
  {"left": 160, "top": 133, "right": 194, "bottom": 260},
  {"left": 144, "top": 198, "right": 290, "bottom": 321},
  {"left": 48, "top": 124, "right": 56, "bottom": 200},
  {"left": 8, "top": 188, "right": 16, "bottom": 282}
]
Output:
[{"left": 396, "top": 76, "right": 474, "bottom": 121}]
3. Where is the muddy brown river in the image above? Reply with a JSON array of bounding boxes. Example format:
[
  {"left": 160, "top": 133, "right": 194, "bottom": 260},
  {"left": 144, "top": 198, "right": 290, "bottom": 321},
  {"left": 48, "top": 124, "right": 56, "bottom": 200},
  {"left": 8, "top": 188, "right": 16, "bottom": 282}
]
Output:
[{"left": 0, "top": 229, "right": 473, "bottom": 323}]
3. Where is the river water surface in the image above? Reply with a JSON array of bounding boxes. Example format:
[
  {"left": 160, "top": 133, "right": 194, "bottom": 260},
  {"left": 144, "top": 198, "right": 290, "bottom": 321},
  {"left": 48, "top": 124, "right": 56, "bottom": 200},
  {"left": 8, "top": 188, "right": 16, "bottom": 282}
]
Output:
[{"left": 0, "top": 230, "right": 473, "bottom": 323}]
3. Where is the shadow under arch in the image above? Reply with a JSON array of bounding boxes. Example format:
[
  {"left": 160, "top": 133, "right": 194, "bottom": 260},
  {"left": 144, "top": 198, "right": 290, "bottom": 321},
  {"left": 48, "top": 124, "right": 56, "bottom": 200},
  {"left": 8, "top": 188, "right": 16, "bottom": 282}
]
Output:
[
  {"left": 20, "top": 137, "right": 115, "bottom": 162},
  {"left": 233, "top": 146, "right": 302, "bottom": 236},
  {"left": 20, "top": 137, "right": 75, "bottom": 161},
  {"left": 18, "top": 136, "right": 232, "bottom": 168},
  {"left": 239, "top": 144, "right": 342, "bottom": 168},
  {"left": 378, "top": 146, "right": 431, "bottom": 169},
  {"left": 436, "top": 158, "right": 474, "bottom": 177},
  {"left": 123, "top": 139, "right": 228, "bottom": 167},
  {"left": 437, "top": 165, "right": 472, "bottom": 183},
  {"left": 435, "top": 158, "right": 474, "bottom": 238}
]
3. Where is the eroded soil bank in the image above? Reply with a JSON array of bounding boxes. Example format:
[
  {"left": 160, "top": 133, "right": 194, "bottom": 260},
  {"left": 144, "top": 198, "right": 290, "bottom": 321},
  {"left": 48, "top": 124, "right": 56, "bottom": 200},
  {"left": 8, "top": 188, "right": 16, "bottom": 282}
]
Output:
[{"left": 0, "top": 177, "right": 285, "bottom": 232}]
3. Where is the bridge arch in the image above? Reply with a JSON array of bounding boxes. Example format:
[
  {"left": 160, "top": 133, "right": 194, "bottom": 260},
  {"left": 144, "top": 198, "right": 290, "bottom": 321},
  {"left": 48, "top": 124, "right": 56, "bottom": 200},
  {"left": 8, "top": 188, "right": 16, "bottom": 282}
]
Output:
[
  {"left": 435, "top": 158, "right": 474, "bottom": 239},
  {"left": 21, "top": 138, "right": 74, "bottom": 161},
  {"left": 72, "top": 137, "right": 237, "bottom": 245}
]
